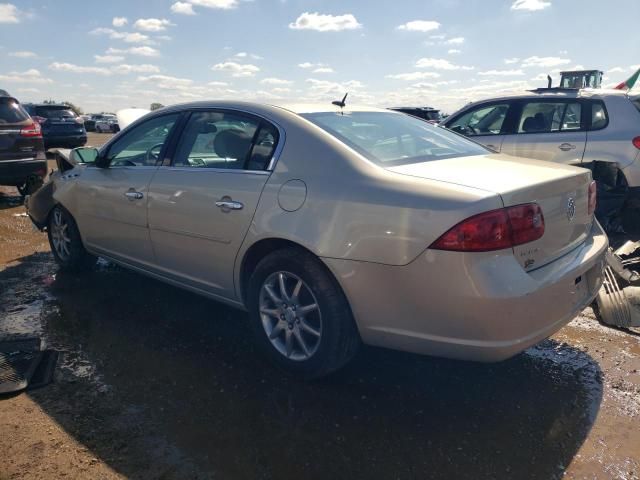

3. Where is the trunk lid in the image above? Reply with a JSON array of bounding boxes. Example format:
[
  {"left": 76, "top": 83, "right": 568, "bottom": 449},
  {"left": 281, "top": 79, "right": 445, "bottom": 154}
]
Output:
[{"left": 387, "top": 154, "right": 593, "bottom": 270}]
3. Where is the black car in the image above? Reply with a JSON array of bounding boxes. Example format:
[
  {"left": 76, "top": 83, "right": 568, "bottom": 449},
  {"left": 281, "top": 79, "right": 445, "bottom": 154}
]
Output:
[
  {"left": 23, "top": 103, "right": 87, "bottom": 149},
  {"left": 390, "top": 107, "right": 442, "bottom": 124},
  {"left": 0, "top": 95, "right": 47, "bottom": 195}
]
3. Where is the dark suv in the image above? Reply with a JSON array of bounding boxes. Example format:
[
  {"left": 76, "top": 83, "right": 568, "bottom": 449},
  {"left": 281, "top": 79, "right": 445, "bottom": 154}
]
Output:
[
  {"left": 23, "top": 103, "right": 87, "bottom": 149},
  {"left": 0, "top": 95, "right": 47, "bottom": 195}
]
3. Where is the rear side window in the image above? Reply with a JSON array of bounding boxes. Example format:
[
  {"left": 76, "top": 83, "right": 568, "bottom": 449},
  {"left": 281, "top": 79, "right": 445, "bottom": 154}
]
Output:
[
  {"left": 517, "top": 101, "right": 582, "bottom": 133},
  {"left": 590, "top": 102, "right": 608, "bottom": 130},
  {"left": 630, "top": 96, "right": 640, "bottom": 115},
  {"left": 448, "top": 103, "right": 510, "bottom": 137},
  {"left": 0, "top": 98, "right": 30, "bottom": 124},
  {"left": 172, "top": 111, "right": 268, "bottom": 170}
]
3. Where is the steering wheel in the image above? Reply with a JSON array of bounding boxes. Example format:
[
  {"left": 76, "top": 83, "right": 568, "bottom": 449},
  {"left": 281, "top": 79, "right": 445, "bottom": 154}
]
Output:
[{"left": 145, "top": 143, "right": 165, "bottom": 164}]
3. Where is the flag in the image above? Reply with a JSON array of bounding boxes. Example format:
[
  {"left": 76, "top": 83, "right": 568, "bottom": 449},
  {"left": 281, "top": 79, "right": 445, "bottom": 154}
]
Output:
[{"left": 615, "top": 67, "right": 640, "bottom": 90}]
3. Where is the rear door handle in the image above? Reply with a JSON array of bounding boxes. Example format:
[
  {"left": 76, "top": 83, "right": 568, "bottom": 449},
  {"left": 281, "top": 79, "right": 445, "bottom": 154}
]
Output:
[
  {"left": 124, "top": 191, "right": 144, "bottom": 200},
  {"left": 559, "top": 143, "right": 576, "bottom": 151},
  {"left": 215, "top": 199, "right": 244, "bottom": 211}
]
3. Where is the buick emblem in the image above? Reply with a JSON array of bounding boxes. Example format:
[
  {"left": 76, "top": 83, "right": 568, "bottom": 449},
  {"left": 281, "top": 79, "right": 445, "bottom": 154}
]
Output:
[{"left": 566, "top": 197, "right": 576, "bottom": 222}]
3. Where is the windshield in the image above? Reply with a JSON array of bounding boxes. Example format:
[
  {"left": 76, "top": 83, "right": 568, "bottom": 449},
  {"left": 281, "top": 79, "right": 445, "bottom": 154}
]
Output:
[{"left": 302, "top": 111, "right": 487, "bottom": 166}]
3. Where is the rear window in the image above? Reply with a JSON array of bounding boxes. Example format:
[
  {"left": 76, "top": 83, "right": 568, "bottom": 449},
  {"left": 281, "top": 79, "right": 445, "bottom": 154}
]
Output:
[
  {"left": 35, "top": 106, "right": 77, "bottom": 119},
  {"left": 0, "top": 97, "right": 30, "bottom": 124},
  {"left": 302, "top": 111, "right": 487, "bottom": 166}
]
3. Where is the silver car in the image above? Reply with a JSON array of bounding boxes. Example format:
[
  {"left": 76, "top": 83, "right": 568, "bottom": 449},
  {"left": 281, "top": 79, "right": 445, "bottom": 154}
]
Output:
[
  {"left": 27, "top": 101, "right": 607, "bottom": 377},
  {"left": 442, "top": 89, "right": 640, "bottom": 190}
]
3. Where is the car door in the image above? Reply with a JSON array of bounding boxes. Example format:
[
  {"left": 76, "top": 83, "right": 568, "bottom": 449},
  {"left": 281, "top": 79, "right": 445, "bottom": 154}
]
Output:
[
  {"left": 147, "top": 109, "right": 280, "bottom": 299},
  {"left": 444, "top": 101, "right": 512, "bottom": 152},
  {"left": 74, "top": 112, "right": 182, "bottom": 266},
  {"left": 500, "top": 99, "right": 587, "bottom": 165}
]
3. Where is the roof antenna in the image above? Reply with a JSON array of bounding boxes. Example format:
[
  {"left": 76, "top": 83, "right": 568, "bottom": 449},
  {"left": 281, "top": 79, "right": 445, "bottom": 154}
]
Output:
[
  {"left": 332, "top": 93, "right": 348, "bottom": 113},
  {"left": 547, "top": 75, "right": 552, "bottom": 88}
]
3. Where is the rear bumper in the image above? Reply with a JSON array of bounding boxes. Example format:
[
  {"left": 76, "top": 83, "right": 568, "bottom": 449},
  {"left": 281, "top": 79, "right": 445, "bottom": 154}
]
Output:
[
  {"left": 43, "top": 134, "right": 87, "bottom": 149},
  {"left": 0, "top": 159, "right": 48, "bottom": 185},
  {"left": 324, "top": 220, "right": 608, "bottom": 362}
]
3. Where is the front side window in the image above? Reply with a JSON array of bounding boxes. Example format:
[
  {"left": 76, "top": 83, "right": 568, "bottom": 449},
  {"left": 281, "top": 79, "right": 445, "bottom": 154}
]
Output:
[
  {"left": 302, "top": 111, "right": 487, "bottom": 166},
  {"left": 105, "top": 113, "right": 180, "bottom": 167},
  {"left": 517, "top": 101, "right": 583, "bottom": 133},
  {"left": 448, "top": 103, "right": 509, "bottom": 137},
  {"left": 172, "top": 111, "right": 277, "bottom": 170}
]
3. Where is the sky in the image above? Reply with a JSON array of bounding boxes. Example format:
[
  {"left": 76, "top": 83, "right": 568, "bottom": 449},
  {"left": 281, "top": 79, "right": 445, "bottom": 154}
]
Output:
[{"left": 1, "top": 0, "right": 639, "bottom": 114}]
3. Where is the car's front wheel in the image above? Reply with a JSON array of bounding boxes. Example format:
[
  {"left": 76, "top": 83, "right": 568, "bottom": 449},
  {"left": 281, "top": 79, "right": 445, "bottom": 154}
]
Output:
[
  {"left": 247, "top": 248, "right": 360, "bottom": 378},
  {"left": 47, "top": 206, "right": 97, "bottom": 271}
]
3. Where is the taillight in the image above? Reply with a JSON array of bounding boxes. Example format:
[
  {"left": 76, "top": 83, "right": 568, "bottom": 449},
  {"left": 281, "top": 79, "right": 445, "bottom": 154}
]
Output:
[
  {"left": 31, "top": 115, "right": 47, "bottom": 124},
  {"left": 431, "top": 203, "right": 545, "bottom": 252},
  {"left": 633, "top": 136, "right": 640, "bottom": 149},
  {"left": 20, "top": 122, "right": 42, "bottom": 138},
  {"left": 588, "top": 180, "right": 597, "bottom": 216}
]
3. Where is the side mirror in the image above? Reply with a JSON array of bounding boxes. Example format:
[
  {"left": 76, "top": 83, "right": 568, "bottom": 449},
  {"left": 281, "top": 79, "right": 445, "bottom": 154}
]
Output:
[{"left": 69, "top": 147, "right": 99, "bottom": 165}]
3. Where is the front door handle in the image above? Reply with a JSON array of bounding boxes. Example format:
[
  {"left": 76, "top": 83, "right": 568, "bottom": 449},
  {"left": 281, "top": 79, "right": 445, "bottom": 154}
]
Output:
[
  {"left": 559, "top": 143, "right": 576, "bottom": 151},
  {"left": 124, "top": 190, "right": 144, "bottom": 200},
  {"left": 215, "top": 199, "right": 244, "bottom": 211},
  {"left": 486, "top": 144, "right": 499, "bottom": 151}
]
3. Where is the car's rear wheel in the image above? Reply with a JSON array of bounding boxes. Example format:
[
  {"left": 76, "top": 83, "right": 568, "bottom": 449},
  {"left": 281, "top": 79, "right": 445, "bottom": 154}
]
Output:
[
  {"left": 47, "top": 206, "right": 97, "bottom": 271},
  {"left": 17, "top": 175, "right": 43, "bottom": 196},
  {"left": 247, "top": 248, "right": 360, "bottom": 378}
]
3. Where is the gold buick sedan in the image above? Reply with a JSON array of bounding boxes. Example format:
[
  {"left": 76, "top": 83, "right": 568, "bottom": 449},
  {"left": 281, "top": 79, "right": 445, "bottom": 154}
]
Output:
[{"left": 27, "top": 101, "right": 608, "bottom": 377}]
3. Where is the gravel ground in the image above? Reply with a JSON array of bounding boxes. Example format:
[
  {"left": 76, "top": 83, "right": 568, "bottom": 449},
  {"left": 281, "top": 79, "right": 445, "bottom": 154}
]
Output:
[{"left": 0, "top": 132, "right": 639, "bottom": 479}]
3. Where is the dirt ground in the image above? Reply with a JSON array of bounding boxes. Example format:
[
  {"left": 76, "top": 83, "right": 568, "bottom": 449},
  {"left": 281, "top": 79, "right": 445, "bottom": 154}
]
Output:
[{"left": 0, "top": 132, "right": 639, "bottom": 479}]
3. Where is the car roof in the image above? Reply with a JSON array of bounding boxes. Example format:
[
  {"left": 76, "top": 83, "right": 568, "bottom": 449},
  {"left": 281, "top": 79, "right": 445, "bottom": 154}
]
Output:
[
  {"left": 460, "top": 88, "right": 630, "bottom": 107},
  {"left": 154, "top": 101, "right": 393, "bottom": 116},
  {"left": 24, "top": 103, "right": 74, "bottom": 108}
]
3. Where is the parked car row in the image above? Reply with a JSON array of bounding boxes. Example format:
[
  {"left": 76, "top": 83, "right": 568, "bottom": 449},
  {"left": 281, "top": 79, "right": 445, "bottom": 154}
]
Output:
[{"left": 83, "top": 113, "right": 120, "bottom": 133}]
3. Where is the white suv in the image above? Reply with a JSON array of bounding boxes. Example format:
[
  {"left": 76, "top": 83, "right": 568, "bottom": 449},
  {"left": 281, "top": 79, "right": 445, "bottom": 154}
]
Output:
[{"left": 442, "top": 89, "right": 640, "bottom": 193}]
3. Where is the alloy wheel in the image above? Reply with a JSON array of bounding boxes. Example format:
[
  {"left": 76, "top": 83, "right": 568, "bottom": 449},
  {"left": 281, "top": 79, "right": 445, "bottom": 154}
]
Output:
[
  {"left": 259, "top": 271, "right": 322, "bottom": 361},
  {"left": 50, "top": 209, "right": 71, "bottom": 261}
]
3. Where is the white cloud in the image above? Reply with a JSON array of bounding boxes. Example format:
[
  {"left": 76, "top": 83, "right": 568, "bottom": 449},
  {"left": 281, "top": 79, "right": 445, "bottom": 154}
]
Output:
[
  {"left": 397, "top": 20, "right": 440, "bottom": 32},
  {"left": 0, "top": 69, "right": 52, "bottom": 84},
  {"left": 305, "top": 78, "right": 365, "bottom": 98},
  {"left": 504, "top": 57, "right": 520, "bottom": 64},
  {"left": 478, "top": 69, "right": 525, "bottom": 76},
  {"left": 445, "top": 37, "right": 464, "bottom": 45},
  {"left": 16, "top": 87, "right": 40, "bottom": 94},
  {"left": 112, "top": 17, "right": 128, "bottom": 27},
  {"left": 447, "top": 49, "right": 461, "bottom": 55},
  {"left": 234, "top": 52, "right": 262, "bottom": 60},
  {"left": 313, "top": 67, "right": 334, "bottom": 74},
  {"left": 631, "top": 65, "right": 640, "bottom": 71},
  {"left": 608, "top": 67, "right": 625, "bottom": 74},
  {"left": 106, "top": 46, "right": 160, "bottom": 57},
  {"left": 289, "top": 12, "right": 362, "bottom": 32},
  {"left": 211, "top": 61, "right": 260, "bottom": 77},
  {"left": 415, "top": 58, "right": 474, "bottom": 71},
  {"left": 112, "top": 64, "right": 160, "bottom": 74},
  {"left": 134, "top": 18, "right": 172, "bottom": 32},
  {"left": 0, "top": 3, "right": 19, "bottom": 23},
  {"left": 90, "top": 28, "right": 153, "bottom": 44},
  {"left": 298, "top": 62, "right": 315, "bottom": 69},
  {"left": 521, "top": 56, "right": 571, "bottom": 68},
  {"left": 511, "top": 0, "right": 551, "bottom": 11},
  {"left": 188, "top": 0, "right": 238, "bottom": 10},
  {"left": 49, "top": 62, "right": 112, "bottom": 75},
  {"left": 171, "top": 2, "right": 196, "bottom": 14},
  {"left": 386, "top": 71, "right": 441, "bottom": 81},
  {"left": 260, "top": 77, "right": 293, "bottom": 86},
  {"left": 137, "top": 74, "right": 194, "bottom": 91},
  {"left": 9, "top": 50, "right": 36, "bottom": 58},
  {"left": 95, "top": 54, "right": 125, "bottom": 64}
]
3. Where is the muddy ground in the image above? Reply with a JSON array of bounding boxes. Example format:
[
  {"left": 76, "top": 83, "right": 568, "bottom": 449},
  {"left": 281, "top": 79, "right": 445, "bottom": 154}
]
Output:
[{"left": 0, "top": 132, "right": 639, "bottom": 479}]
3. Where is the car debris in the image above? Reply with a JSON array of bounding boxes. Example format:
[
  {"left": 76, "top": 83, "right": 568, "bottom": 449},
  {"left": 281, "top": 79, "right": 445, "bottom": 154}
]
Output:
[{"left": 595, "top": 241, "right": 640, "bottom": 329}]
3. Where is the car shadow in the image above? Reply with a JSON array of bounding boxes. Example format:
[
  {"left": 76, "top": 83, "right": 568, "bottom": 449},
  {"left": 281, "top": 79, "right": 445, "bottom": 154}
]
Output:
[
  {"left": 0, "top": 190, "right": 24, "bottom": 210},
  {"left": 1, "top": 253, "right": 603, "bottom": 480}
]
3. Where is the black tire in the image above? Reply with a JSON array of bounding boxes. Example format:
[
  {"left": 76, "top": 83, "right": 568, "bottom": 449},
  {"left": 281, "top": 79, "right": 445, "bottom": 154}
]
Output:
[
  {"left": 47, "top": 205, "right": 97, "bottom": 271},
  {"left": 17, "top": 176, "right": 44, "bottom": 196},
  {"left": 247, "top": 248, "right": 360, "bottom": 378}
]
